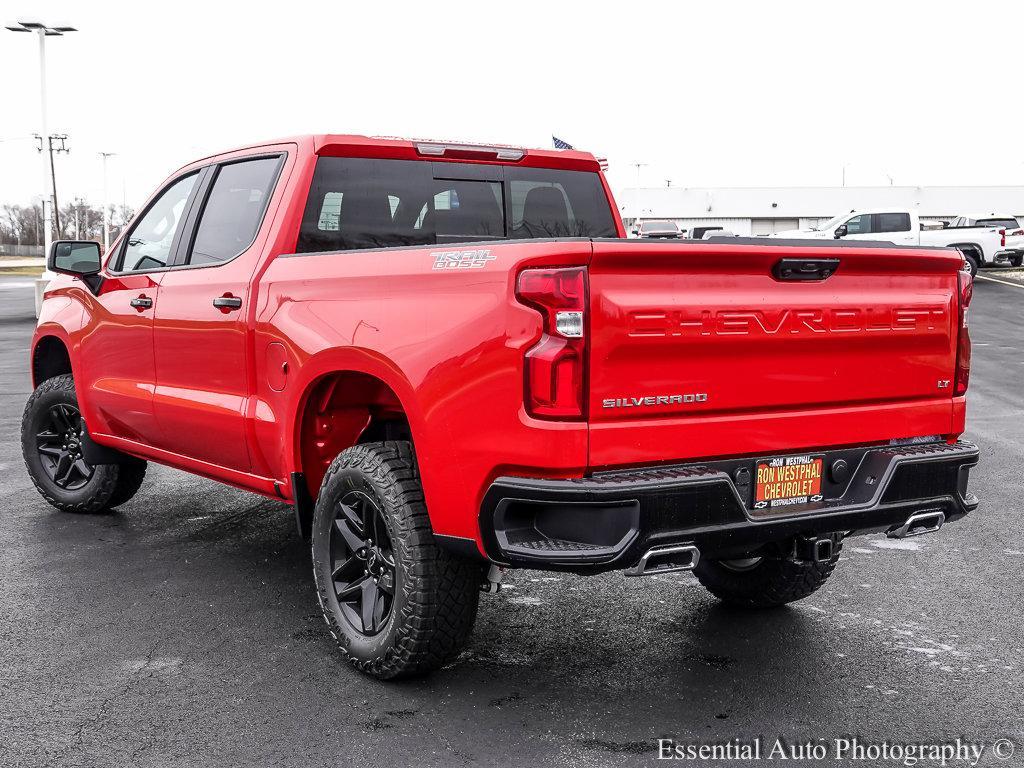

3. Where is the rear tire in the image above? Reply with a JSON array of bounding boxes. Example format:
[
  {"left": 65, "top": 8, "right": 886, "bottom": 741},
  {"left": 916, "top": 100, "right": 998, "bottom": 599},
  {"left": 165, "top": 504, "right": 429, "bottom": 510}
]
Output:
[
  {"left": 694, "top": 542, "right": 842, "bottom": 608},
  {"left": 311, "top": 441, "right": 481, "bottom": 679},
  {"left": 1010, "top": 254, "right": 1023, "bottom": 268},
  {"left": 964, "top": 254, "right": 979, "bottom": 277},
  {"left": 21, "top": 374, "right": 148, "bottom": 513}
]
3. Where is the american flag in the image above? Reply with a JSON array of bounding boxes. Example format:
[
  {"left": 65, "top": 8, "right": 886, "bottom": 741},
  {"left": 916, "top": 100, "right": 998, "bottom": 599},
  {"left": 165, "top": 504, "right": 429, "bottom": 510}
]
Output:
[{"left": 552, "top": 136, "right": 574, "bottom": 150}]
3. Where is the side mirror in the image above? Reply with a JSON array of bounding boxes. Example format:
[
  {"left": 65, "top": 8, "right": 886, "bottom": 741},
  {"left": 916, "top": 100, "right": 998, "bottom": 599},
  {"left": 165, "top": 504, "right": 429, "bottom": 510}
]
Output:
[
  {"left": 834, "top": 224, "right": 848, "bottom": 239},
  {"left": 48, "top": 240, "right": 104, "bottom": 294},
  {"left": 49, "top": 240, "right": 101, "bottom": 276}
]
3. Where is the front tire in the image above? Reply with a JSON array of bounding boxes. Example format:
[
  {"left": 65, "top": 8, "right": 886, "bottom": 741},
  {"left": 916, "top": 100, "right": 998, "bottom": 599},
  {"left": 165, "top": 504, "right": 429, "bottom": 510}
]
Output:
[
  {"left": 311, "top": 441, "right": 481, "bottom": 679},
  {"left": 694, "top": 542, "right": 842, "bottom": 608},
  {"left": 21, "top": 374, "right": 148, "bottom": 513}
]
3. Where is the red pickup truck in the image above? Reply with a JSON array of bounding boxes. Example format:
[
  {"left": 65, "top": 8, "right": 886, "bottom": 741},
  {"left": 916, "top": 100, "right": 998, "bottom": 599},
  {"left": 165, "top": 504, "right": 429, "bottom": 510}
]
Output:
[{"left": 23, "top": 135, "right": 979, "bottom": 679}]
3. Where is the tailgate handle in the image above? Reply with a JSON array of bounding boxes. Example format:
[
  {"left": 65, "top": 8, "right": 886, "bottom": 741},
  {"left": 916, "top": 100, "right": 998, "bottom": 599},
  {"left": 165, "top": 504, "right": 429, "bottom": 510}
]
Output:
[{"left": 773, "top": 258, "right": 840, "bottom": 282}]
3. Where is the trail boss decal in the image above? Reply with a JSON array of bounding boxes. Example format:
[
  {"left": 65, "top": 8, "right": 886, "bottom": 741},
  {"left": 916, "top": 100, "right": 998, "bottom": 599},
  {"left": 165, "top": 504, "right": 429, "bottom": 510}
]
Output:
[
  {"left": 602, "top": 393, "right": 708, "bottom": 409},
  {"left": 432, "top": 249, "right": 495, "bottom": 270}
]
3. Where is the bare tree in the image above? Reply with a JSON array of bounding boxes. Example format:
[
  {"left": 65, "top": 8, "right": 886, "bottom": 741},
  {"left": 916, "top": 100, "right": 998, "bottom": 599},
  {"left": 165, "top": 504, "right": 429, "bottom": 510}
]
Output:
[
  {"left": 0, "top": 203, "right": 46, "bottom": 246},
  {"left": 1, "top": 199, "right": 132, "bottom": 247}
]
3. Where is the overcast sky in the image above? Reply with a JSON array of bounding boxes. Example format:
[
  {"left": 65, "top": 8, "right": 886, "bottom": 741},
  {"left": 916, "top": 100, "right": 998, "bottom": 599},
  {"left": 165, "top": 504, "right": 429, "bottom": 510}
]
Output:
[{"left": 2, "top": 0, "right": 1023, "bottom": 212}]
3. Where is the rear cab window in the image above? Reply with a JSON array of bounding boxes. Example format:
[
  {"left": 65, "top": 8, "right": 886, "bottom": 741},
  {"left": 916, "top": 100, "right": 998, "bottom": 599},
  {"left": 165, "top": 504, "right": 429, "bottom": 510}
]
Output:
[
  {"left": 296, "top": 157, "right": 616, "bottom": 253},
  {"left": 976, "top": 218, "right": 1019, "bottom": 229}
]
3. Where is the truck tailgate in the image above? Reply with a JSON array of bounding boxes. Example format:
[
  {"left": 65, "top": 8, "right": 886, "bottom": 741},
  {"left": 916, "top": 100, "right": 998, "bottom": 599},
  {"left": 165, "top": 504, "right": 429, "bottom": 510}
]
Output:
[{"left": 587, "top": 240, "right": 963, "bottom": 468}]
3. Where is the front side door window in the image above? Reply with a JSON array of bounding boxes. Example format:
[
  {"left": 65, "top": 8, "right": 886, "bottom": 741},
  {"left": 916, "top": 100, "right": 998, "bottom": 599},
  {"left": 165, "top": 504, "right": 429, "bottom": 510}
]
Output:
[
  {"left": 118, "top": 173, "right": 198, "bottom": 272},
  {"left": 842, "top": 214, "right": 871, "bottom": 235}
]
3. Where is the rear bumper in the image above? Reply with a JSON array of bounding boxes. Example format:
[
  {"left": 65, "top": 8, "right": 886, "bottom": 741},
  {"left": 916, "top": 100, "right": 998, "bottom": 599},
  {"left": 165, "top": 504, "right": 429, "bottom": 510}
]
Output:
[{"left": 479, "top": 441, "right": 979, "bottom": 573}]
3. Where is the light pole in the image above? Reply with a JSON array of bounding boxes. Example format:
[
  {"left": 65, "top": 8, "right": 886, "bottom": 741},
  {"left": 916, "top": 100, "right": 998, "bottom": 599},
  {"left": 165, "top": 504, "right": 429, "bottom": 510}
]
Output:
[
  {"left": 99, "top": 152, "right": 116, "bottom": 253},
  {"left": 5, "top": 19, "right": 77, "bottom": 315},
  {"left": 631, "top": 163, "right": 647, "bottom": 229},
  {"left": 632, "top": 162, "right": 648, "bottom": 189}
]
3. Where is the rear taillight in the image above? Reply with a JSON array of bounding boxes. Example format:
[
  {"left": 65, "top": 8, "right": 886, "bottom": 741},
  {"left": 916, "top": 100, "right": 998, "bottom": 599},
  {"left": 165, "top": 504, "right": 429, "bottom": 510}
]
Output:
[
  {"left": 999, "top": 228, "right": 1006, "bottom": 247},
  {"left": 954, "top": 264, "right": 973, "bottom": 396},
  {"left": 516, "top": 267, "right": 587, "bottom": 419}
]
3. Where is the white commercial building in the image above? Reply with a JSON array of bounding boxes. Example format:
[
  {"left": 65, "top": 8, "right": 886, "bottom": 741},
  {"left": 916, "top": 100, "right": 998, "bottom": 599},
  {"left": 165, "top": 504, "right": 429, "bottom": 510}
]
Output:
[{"left": 619, "top": 186, "right": 1024, "bottom": 236}]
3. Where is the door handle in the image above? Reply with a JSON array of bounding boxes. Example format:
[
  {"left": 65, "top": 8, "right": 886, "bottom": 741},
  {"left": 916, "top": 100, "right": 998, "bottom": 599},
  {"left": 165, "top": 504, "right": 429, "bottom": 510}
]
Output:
[
  {"left": 772, "top": 258, "right": 840, "bottom": 282},
  {"left": 130, "top": 295, "right": 153, "bottom": 310},
  {"left": 213, "top": 295, "right": 243, "bottom": 311}
]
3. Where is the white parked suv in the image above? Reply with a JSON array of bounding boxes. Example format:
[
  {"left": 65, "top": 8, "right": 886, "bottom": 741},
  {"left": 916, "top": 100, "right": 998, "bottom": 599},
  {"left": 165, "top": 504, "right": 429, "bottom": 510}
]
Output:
[{"left": 773, "top": 209, "right": 1019, "bottom": 275}]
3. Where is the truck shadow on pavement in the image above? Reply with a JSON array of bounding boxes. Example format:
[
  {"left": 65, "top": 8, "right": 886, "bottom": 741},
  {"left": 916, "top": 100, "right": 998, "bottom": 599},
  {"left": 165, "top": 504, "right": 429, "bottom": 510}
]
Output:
[{"left": 16, "top": 467, "right": 878, "bottom": 762}]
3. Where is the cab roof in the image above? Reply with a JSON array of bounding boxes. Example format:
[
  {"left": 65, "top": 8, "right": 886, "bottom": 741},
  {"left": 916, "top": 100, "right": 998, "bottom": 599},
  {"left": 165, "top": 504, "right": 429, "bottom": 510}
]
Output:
[
  {"left": 311, "top": 134, "right": 604, "bottom": 172},
  {"left": 186, "top": 134, "right": 604, "bottom": 173}
]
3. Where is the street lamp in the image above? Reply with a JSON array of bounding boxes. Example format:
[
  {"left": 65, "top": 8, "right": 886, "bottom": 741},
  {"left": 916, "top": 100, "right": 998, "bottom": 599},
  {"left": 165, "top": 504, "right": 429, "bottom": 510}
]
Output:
[
  {"left": 99, "top": 152, "right": 116, "bottom": 253},
  {"left": 5, "top": 19, "right": 77, "bottom": 315}
]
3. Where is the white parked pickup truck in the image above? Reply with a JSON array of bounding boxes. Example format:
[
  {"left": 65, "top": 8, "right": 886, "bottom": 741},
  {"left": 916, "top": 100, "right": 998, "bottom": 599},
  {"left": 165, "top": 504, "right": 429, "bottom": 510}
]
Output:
[
  {"left": 948, "top": 215, "right": 1024, "bottom": 267},
  {"left": 773, "top": 209, "right": 1022, "bottom": 275}
]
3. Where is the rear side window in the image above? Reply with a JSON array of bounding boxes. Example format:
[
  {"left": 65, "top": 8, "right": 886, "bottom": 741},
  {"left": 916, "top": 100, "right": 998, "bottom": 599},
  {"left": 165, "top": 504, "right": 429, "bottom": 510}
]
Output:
[
  {"left": 296, "top": 157, "right": 616, "bottom": 253},
  {"left": 188, "top": 157, "right": 281, "bottom": 266},
  {"left": 875, "top": 212, "right": 911, "bottom": 233}
]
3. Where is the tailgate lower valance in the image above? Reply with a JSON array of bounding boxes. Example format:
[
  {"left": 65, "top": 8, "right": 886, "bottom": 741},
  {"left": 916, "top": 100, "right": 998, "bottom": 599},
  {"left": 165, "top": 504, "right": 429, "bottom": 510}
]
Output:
[{"left": 479, "top": 441, "right": 979, "bottom": 572}]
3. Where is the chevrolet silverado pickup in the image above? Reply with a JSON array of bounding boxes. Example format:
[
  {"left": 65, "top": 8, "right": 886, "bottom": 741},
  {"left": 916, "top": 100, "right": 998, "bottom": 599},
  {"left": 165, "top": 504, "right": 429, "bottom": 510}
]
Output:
[
  {"left": 24, "top": 135, "right": 979, "bottom": 679},
  {"left": 774, "top": 207, "right": 1017, "bottom": 274}
]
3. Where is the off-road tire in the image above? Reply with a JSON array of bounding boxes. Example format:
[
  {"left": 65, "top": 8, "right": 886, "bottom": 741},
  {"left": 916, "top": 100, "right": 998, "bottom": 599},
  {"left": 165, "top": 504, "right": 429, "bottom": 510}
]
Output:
[
  {"left": 694, "top": 542, "right": 843, "bottom": 608},
  {"left": 21, "top": 374, "right": 147, "bottom": 513},
  {"left": 311, "top": 441, "right": 481, "bottom": 680}
]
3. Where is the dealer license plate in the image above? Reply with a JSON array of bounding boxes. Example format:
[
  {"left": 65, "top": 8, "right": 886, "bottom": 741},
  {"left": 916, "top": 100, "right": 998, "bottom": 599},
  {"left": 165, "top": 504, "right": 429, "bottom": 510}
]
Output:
[{"left": 753, "top": 454, "right": 824, "bottom": 510}]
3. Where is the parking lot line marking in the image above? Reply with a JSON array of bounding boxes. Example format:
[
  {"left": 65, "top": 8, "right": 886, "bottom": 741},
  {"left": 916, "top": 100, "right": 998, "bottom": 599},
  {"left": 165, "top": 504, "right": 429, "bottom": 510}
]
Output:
[{"left": 975, "top": 274, "right": 1024, "bottom": 289}]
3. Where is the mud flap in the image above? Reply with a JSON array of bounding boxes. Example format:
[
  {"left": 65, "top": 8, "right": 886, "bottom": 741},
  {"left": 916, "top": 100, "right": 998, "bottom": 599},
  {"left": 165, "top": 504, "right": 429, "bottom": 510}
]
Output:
[
  {"left": 79, "top": 419, "right": 138, "bottom": 465},
  {"left": 290, "top": 471, "right": 315, "bottom": 540}
]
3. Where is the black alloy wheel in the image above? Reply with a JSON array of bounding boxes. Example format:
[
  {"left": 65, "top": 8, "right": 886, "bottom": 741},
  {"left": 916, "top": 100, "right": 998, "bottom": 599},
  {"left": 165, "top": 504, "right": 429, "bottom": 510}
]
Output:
[
  {"left": 35, "top": 403, "right": 94, "bottom": 491},
  {"left": 329, "top": 489, "right": 397, "bottom": 636},
  {"left": 23, "top": 374, "right": 148, "bottom": 513},
  {"left": 311, "top": 441, "right": 482, "bottom": 679}
]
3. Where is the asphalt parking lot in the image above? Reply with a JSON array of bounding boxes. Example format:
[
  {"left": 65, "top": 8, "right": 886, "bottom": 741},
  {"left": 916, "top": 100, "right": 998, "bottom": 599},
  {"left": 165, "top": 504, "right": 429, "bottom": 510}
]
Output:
[{"left": 1, "top": 274, "right": 1022, "bottom": 768}]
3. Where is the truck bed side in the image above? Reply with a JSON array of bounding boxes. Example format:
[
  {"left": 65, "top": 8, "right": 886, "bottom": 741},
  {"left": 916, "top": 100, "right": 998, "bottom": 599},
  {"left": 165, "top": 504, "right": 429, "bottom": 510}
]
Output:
[{"left": 253, "top": 240, "right": 592, "bottom": 543}]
